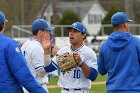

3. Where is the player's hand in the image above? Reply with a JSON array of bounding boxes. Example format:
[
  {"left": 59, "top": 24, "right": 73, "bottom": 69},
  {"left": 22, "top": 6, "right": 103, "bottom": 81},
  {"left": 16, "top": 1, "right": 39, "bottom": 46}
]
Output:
[
  {"left": 42, "top": 32, "right": 52, "bottom": 54},
  {"left": 51, "top": 46, "right": 59, "bottom": 57},
  {"left": 73, "top": 52, "right": 81, "bottom": 65}
]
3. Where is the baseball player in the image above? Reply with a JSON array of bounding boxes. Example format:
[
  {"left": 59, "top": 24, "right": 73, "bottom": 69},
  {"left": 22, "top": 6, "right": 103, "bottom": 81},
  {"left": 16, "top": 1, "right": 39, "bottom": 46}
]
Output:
[
  {"left": 44, "top": 22, "right": 98, "bottom": 93},
  {"left": 21, "top": 19, "right": 53, "bottom": 93},
  {"left": 98, "top": 12, "right": 140, "bottom": 93},
  {"left": 0, "top": 11, "right": 47, "bottom": 93}
]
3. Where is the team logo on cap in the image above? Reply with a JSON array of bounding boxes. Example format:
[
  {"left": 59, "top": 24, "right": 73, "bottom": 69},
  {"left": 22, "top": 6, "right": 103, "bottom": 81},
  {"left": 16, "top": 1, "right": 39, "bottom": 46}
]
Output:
[
  {"left": 73, "top": 23, "right": 77, "bottom": 28},
  {"left": 83, "top": 28, "right": 85, "bottom": 33}
]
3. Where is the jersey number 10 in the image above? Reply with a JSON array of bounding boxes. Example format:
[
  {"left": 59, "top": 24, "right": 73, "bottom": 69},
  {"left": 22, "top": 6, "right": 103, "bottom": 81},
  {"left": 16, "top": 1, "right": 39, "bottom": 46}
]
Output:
[{"left": 73, "top": 69, "right": 81, "bottom": 79}]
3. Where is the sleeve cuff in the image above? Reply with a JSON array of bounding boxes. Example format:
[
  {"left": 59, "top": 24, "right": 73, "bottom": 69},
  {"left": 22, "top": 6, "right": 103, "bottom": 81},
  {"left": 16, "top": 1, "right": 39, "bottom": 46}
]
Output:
[
  {"left": 44, "top": 60, "right": 58, "bottom": 72},
  {"left": 87, "top": 67, "right": 98, "bottom": 81}
]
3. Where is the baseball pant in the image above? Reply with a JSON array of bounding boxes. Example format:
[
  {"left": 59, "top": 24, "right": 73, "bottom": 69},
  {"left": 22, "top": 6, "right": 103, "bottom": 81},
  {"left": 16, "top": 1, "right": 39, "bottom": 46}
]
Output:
[{"left": 61, "top": 88, "right": 91, "bottom": 93}]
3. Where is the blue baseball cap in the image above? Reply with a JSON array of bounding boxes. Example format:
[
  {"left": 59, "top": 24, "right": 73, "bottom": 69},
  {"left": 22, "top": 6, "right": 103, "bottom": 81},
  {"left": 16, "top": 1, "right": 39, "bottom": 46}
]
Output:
[
  {"left": 32, "top": 19, "right": 53, "bottom": 32},
  {"left": 0, "top": 11, "right": 8, "bottom": 24},
  {"left": 111, "top": 12, "right": 133, "bottom": 26},
  {"left": 69, "top": 22, "right": 87, "bottom": 34}
]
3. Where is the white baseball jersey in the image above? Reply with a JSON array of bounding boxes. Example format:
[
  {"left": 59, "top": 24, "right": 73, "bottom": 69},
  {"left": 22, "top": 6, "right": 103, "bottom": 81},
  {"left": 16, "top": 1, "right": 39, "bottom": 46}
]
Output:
[
  {"left": 52, "top": 44, "right": 97, "bottom": 89},
  {"left": 21, "top": 38, "right": 49, "bottom": 85}
]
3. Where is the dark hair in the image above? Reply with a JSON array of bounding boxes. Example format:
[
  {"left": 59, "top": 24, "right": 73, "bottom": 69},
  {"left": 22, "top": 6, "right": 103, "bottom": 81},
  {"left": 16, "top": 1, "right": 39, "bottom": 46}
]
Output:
[
  {"left": 112, "top": 23, "right": 124, "bottom": 30},
  {"left": 32, "top": 30, "right": 39, "bottom": 35},
  {"left": 32, "top": 29, "right": 44, "bottom": 35},
  {"left": 0, "top": 23, "right": 4, "bottom": 32},
  {"left": 83, "top": 34, "right": 87, "bottom": 40}
]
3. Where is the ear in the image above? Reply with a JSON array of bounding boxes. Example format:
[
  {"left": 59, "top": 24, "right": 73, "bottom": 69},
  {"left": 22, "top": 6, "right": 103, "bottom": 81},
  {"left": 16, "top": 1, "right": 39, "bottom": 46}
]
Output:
[
  {"left": 1, "top": 23, "right": 5, "bottom": 32},
  {"left": 82, "top": 34, "right": 86, "bottom": 39},
  {"left": 38, "top": 30, "right": 42, "bottom": 34},
  {"left": 124, "top": 22, "right": 127, "bottom": 28}
]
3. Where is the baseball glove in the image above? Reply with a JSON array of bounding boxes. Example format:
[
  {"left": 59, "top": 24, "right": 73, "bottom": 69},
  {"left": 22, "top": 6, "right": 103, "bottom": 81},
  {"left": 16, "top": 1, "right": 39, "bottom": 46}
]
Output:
[{"left": 56, "top": 52, "right": 77, "bottom": 74}]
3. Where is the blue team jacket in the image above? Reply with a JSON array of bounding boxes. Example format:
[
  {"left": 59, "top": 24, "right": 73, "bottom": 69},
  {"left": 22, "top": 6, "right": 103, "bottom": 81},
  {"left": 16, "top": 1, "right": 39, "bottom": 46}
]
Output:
[
  {"left": 0, "top": 34, "right": 47, "bottom": 93},
  {"left": 98, "top": 32, "right": 140, "bottom": 93}
]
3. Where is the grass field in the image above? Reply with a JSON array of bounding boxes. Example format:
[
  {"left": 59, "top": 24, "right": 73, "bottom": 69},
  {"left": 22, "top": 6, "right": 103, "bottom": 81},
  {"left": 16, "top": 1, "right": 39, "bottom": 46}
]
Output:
[
  {"left": 48, "top": 84, "right": 106, "bottom": 93},
  {"left": 48, "top": 74, "right": 107, "bottom": 93}
]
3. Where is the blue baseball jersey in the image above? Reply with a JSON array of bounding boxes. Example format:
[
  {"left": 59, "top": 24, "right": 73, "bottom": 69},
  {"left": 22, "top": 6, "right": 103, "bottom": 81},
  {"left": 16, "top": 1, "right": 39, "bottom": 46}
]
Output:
[{"left": 0, "top": 34, "right": 47, "bottom": 93}]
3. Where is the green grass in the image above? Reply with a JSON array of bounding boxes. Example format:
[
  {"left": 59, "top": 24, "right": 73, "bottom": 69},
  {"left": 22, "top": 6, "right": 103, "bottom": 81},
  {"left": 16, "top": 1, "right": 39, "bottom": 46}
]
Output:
[
  {"left": 48, "top": 84, "right": 106, "bottom": 93},
  {"left": 95, "top": 74, "right": 107, "bottom": 81},
  {"left": 48, "top": 76, "right": 59, "bottom": 85},
  {"left": 91, "top": 84, "right": 106, "bottom": 93},
  {"left": 48, "top": 74, "right": 107, "bottom": 93},
  {"left": 48, "top": 74, "right": 107, "bottom": 85},
  {"left": 48, "top": 87, "right": 61, "bottom": 93}
]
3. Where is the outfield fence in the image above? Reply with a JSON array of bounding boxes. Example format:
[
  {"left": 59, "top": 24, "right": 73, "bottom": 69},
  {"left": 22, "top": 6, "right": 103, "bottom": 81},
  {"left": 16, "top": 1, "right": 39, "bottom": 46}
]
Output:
[
  {"left": 11, "top": 24, "right": 140, "bottom": 38},
  {"left": 11, "top": 24, "right": 140, "bottom": 53}
]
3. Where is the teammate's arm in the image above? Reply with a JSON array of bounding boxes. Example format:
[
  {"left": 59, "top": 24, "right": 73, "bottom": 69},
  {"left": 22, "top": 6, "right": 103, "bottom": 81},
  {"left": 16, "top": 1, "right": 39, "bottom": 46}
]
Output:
[
  {"left": 80, "top": 63, "right": 97, "bottom": 81},
  {"left": 34, "top": 31, "right": 53, "bottom": 77},
  {"left": 73, "top": 52, "right": 98, "bottom": 81},
  {"left": 44, "top": 54, "right": 51, "bottom": 67},
  {"left": 6, "top": 41, "right": 47, "bottom": 93},
  {"left": 44, "top": 56, "right": 58, "bottom": 72},
  {"left": 98, "top": 47, "right": 107, "bottom": 75},
  {"left": 36, "top": 68, "right": 47, "bottom": 77},
  {"left": 137, "top": 38, "right": 140, "bottom": 63},
  {"left": 31, "top": 47, "right": 48, "bottom": 77},
  {"left": 36, "top": 53, "right": 54, "bottom": 77}
]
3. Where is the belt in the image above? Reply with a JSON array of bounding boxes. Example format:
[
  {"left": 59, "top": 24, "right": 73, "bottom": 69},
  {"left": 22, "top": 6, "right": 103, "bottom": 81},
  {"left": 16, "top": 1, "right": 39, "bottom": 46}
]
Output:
[{"left": 63, "top": 88, "right": 81, "bottom": 91}]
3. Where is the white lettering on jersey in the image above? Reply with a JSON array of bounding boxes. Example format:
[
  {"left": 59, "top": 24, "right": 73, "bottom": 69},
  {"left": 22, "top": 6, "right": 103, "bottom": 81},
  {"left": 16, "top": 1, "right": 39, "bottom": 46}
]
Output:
[{"left": 15, "top": 47, "right": 20, "bottom": 53}]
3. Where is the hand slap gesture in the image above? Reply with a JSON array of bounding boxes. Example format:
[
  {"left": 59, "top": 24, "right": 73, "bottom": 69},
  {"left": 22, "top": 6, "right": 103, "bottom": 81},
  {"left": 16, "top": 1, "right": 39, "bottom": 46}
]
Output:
[{"left": 42, "top": 32, "right": 52, "bottom": 54}]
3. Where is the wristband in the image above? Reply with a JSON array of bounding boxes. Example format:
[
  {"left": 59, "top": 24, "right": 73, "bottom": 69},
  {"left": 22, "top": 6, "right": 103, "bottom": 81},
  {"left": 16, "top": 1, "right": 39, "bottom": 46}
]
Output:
[{"left": 79, "top": 61, "right": 84, "bottom": 67}]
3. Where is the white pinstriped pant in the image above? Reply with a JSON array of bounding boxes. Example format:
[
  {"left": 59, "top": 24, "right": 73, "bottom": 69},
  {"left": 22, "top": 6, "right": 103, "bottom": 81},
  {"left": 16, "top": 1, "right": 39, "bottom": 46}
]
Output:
[{"left": 61, "top": 88, "right": 91, "bottom": 93}]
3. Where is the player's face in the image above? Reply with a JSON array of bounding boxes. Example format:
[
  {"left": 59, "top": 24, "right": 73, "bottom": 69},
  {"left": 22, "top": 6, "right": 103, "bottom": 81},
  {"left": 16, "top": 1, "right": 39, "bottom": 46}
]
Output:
[
  {"left": 43, "top": 30, "right": 53, "bottom": 40},
  {"left": 69, "top": 29, "right": 84, "bottom": 45},
  {"left": 39, "top": 30, "right": 51, "bottom": 40},
  {"left": 43, "top": 30, "right": 50, "bottom": 34}
]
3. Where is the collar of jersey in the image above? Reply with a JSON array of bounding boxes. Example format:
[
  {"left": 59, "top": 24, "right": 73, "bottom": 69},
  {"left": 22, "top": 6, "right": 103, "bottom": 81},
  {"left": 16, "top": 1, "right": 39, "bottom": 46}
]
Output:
[{"left": 70, "top": 44, "right": 84, "bottom": 52}]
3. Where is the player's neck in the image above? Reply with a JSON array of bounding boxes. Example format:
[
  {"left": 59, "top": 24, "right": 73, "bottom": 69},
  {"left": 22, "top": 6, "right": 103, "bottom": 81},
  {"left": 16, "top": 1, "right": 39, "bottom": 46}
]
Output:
[
  {"left": 33, "top": 35, "right": 42, "bottom": 42},
  {"left": 71, "top": 43, "right": 84, "bottom": 50}
]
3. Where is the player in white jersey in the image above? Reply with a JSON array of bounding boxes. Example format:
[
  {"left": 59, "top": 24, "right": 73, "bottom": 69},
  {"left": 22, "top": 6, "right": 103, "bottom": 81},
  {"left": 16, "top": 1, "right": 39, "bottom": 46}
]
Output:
[
  {"left": 21, "top": 19, "right": 53, "bottom": 93},
  {"left": 44, "top": 22, "right": 98, "bottom": 93}
]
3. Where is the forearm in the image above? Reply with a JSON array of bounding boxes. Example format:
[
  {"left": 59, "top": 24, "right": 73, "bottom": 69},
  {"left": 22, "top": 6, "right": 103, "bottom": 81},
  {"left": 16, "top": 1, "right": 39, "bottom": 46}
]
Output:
[
  {"left": 88, "top": 67, "right": 98, "bottom": 81},
  {"left": 44, "top": 54, "right": 51, "bottom": 66},
  {"left": 36, "top": 54, "right": 51, "bottom": 77},
  {"left": 80, "top": 63, "right": 91, "bottom": 77},
  {"left": 80, "top": 63, "right": 98, "bottom": 81},
  {"left": 36, "top": 68, "right": 47, "bottom": 77}
]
